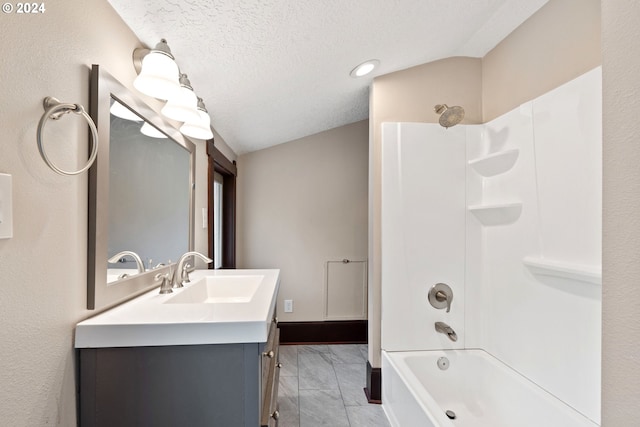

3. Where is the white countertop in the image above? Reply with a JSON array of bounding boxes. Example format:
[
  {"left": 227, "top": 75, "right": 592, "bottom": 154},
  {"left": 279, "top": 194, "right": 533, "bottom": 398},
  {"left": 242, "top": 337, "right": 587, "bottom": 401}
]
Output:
[{"left": 75, "top": 269, "right": 280, "bottom": 348}]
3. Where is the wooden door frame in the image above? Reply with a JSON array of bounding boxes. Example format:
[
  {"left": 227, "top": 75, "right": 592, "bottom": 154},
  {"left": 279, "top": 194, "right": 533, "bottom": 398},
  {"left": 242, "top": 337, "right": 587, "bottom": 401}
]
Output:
[{"left": 207, "top": 140, "right": 237, "bottom": 268}]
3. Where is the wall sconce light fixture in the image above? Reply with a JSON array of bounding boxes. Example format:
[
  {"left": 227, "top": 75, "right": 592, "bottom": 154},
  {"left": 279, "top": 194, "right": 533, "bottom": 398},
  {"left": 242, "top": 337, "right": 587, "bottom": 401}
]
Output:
[
  {"left": 133, "top": 39, "right": 181, "bottom": 100},
  {"left": 133, "top": 39, "right": 213, "bottom": 140},
  {"left": 161, "top": 73, "right": 200, "bottom": 123},
  {"left": 180, "top": 97, "right": 214, "bottom": 140}
]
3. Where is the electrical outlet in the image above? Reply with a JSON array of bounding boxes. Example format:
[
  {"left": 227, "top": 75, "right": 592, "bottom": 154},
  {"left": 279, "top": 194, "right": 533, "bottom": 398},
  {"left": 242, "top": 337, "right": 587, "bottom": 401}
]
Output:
[{"left": 284, "top": 299, "right": 293, "bottom": 313}]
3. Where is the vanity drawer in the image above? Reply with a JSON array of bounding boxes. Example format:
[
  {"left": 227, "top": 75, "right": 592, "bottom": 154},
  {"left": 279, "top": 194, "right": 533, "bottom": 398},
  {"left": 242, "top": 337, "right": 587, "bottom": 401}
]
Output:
[{"left": 261, "top": 325, "right": 280, "bottom": 427}]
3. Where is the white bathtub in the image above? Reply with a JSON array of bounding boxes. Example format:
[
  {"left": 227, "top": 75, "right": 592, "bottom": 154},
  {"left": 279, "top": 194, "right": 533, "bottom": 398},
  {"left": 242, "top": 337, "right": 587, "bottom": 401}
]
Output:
[{"left": 382, "top": 350, "right": 598, "bottom": 427}]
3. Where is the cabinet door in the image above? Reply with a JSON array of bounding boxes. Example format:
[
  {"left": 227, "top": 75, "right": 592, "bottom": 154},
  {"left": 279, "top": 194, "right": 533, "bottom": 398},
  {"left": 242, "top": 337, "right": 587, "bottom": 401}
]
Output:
[
  {"left": 80, "top": 344, "right": 248, "bottom": 427},
  {"left": 261, "top": 326, "right": 280, "bottom": 427}
]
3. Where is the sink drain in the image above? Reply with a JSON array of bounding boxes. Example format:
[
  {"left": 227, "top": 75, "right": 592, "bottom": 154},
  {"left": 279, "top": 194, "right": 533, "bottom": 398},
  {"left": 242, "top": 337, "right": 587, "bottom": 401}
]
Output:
[{"left": 445, "top": 410, "right": 456, "bottom": 420}]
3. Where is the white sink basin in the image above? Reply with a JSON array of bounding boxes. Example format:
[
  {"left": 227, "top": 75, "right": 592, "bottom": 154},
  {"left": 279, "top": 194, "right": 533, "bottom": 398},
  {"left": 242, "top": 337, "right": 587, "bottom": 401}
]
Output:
[
  {"left": 164, "top": 275, "right": 262, "bottom": 304},
  {"left": 75, "top": 269, "right": 280, "bottom": 348}
]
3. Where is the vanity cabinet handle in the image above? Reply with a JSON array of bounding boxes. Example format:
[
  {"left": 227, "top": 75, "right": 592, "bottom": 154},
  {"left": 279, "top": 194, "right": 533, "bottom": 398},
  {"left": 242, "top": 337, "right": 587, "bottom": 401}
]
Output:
[
  {"left": 271, "top": 410, "right": 280, "bottom": 420},
  {"left": 276, "top": 362, "right": 282, "bottom": 368},
  {"left": 263, "top": 350, "right": 275, "bottom": 358}
]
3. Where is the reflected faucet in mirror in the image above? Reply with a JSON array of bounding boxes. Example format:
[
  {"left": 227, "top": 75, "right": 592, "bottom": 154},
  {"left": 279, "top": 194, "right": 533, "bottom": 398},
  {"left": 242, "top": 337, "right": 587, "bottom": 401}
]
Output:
[{"left": 108, "top": 251, "right": 146, "bottom": 274}]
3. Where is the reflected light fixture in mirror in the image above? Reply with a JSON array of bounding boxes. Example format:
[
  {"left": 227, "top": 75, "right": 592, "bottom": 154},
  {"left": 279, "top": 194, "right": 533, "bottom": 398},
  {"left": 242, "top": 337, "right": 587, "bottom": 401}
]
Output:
[
  {"left": 180, "top": 97, "right": 214, "bottom": 140},
  {"left": 140, "top": 122, "right": 168, "bottom": 139},
  {"left": 161, "top": 73, "right": 200, "bottom": 123},
  {"left": 111, "top": 99, "right": 168, "bottom": 139},
  {"left": 133, "top": 39, "right": 181, "bottom": 100},
  {"left": 110, "top": 100, "right": 143, "bottom": 122}
]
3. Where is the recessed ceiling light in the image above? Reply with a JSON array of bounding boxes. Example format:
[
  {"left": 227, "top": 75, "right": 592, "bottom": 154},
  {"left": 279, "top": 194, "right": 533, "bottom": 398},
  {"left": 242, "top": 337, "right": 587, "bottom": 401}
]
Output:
[{"left": 350, "top": 59, "right": 380, "bottom": 78}]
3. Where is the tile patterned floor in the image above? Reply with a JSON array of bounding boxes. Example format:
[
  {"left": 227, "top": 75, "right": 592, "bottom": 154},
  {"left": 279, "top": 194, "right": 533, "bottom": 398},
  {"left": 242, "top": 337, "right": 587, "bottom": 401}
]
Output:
[{"left": 278, "top": 344, "right": 391, "bottom": 427}]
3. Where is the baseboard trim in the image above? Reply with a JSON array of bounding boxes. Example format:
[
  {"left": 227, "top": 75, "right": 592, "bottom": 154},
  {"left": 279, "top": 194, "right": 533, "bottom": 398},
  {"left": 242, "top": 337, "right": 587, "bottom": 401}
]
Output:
[
  {"left": 278, "top": 320, "right": 367, "bottom": 344},
  {"left": 365, "top": 361, "right": 382, "bottom": 404}
]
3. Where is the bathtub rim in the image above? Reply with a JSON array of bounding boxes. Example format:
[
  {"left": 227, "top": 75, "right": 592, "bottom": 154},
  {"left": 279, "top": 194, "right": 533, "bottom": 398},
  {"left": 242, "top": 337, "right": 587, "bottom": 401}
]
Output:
[
  {"left": 382, "top": 349, "right": 455, "bottom": 427},
  {"left": 382, "top": 348, "right": 600, "bottom": 427}
]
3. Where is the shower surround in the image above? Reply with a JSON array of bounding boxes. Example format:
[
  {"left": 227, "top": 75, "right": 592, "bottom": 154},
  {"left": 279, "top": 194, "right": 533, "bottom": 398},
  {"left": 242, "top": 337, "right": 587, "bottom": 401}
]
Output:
[{"left": 381, "top": 67, "right": 601, "bottom": 426}]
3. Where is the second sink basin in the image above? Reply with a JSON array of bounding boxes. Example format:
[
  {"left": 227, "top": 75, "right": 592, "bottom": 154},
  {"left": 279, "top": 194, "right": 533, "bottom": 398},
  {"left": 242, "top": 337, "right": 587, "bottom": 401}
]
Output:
[{"left": 164, "top": 275, "right": 263, "bottom": 304}]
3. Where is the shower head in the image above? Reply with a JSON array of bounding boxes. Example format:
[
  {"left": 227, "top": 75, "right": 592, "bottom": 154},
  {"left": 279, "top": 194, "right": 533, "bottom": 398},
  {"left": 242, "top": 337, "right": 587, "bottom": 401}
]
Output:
[{"left": 434, "top": 104, "right": 465, "bottom": 128}]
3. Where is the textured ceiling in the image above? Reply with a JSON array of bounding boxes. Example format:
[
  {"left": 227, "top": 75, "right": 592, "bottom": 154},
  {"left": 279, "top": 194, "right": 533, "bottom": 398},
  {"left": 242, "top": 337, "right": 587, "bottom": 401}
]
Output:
[{"left": 108, "top": 0, "right": 548, "bottom": 154}]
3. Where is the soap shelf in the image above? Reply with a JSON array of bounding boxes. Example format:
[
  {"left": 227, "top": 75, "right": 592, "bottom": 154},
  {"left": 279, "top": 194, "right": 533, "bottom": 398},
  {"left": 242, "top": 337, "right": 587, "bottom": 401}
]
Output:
[
  {"left": 522, "top": 256, "right": 602, "bottom": 285},
  {"left": 468, "top": 203, "right": 522, "bottom": 226},
  {"left": 468, "top": 149, "right": 519, "bottom": 177}
]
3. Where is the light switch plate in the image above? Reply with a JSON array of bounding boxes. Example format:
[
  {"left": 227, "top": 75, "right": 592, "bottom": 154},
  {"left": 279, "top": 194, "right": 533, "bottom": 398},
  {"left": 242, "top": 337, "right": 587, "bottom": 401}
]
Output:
[{"left": 0, "top": 173, "right": 13, "bottom": 239}]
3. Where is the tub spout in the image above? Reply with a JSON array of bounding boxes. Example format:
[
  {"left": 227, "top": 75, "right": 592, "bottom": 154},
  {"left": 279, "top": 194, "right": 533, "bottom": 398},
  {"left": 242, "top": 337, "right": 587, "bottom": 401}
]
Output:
[{"left": 435, "top": 322, "right": 458, "bottom": 342}]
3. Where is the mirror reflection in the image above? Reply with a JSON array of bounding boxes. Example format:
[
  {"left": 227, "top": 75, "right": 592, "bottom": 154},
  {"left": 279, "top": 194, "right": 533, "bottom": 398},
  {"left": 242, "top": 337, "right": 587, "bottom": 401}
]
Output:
[
  {"left": 107, "top": 100, "right": 191, "bottom": 283},
  {"left": 88, "top": 65, "right": 196, "bottom": 310}
]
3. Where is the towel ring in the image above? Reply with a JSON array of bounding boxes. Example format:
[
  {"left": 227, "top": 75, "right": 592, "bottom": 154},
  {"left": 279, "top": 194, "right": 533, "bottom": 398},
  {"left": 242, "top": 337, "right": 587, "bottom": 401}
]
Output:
[{"left": 37, "top": 96, "right": 99, "bottom": 176}]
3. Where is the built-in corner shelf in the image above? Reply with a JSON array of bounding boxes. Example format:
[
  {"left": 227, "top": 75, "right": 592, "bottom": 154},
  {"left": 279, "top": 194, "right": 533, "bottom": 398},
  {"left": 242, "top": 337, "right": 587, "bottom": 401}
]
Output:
[
  {"left": 468, "top": 149, "right": 519, "bottom": 177},
  {"left": 522, "top": 256, "right": 602, "bottom": 285},
  {"left": 468, "top": 203, "right": 522, "bottom": 226}
]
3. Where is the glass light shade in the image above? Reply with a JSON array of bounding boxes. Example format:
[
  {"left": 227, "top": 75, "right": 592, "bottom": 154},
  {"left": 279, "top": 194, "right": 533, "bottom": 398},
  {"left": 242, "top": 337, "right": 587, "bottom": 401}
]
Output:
[
  {"left": 140, "top": 122, "right": 167, "bottom": 139},
  {"left": 180, "top": 109, "right": 213, "bottom": 140},
  {"left": 161, "top": 84, "right": 200, "bottom": 123},
  {"left": 110, "top": 101, "right": 143, "bottom": 121},
  {"left": 133, "top": 51, "right": 181, "bottom": 100}
]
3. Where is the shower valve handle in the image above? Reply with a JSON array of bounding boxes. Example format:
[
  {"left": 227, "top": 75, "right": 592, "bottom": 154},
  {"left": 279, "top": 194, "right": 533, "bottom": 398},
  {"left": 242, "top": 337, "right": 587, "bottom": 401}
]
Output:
[
  {"left": 435, "top": 291, "right": 451, "bottom": 311},
  {"left": 428, "top": 283, "right": 453, "bottom": 313}
]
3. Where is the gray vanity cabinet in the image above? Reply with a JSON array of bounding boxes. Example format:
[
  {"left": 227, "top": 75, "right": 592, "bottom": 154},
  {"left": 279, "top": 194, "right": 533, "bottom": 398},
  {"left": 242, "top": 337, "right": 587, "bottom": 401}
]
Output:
[{"left": 78, "top": 322, "right": 280, "bottom": 427}]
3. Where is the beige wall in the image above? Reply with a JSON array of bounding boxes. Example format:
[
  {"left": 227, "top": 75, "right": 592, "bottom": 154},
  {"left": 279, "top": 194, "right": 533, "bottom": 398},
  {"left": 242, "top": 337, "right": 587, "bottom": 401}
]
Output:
[
  {"left": 0, "top": 1, "right": 230, "bottom": 424},
  {"left": 212, "top": 128, "right": 237, "bottom": 163},
  {"left": 368, "top": 57, "right": 483, "bottom": 365},
  {"left": 237, "top": 120, "right": 369, "bottom": 322},
  {"left": 602, "top": 0, "right": 640, "bottom": 423},
  {"left": 482, "top": 0, "right": 601, "bottom": 121},
  {"left": 0, "top": 1, "right": 139, "bottom": 425}
]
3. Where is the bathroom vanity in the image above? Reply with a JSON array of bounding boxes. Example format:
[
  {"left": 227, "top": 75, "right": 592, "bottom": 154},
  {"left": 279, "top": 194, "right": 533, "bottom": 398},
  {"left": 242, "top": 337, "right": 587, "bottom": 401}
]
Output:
[{"left": 76, "top": 269, "right": 281, "bottom": 427}]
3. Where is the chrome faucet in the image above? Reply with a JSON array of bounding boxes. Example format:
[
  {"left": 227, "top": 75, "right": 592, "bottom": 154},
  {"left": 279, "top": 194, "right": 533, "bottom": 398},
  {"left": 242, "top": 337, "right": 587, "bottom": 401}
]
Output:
[
  {"left": 173, "top": 251, "right": 213, "bottom": 288},
  {"left": 435, "top": 322, "right": 458, "bottom": 342},
  {"left": 108, "top": 250, "right": 145, "bottom": 273},
  {"left": 156, "top": 272, "right": 173, "bottom": 294}
]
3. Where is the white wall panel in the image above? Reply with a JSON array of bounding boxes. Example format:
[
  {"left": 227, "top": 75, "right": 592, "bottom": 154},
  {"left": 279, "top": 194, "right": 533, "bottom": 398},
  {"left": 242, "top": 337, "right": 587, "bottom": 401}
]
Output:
[
  {"left": 381, "top": 123, "right": 466, "bottom": 351},
  {"left": 478, "top": 68, "right": 602, "bottom": 424},
  {"left": 533, "top": 68, "right": 602, "bottom": 266}
]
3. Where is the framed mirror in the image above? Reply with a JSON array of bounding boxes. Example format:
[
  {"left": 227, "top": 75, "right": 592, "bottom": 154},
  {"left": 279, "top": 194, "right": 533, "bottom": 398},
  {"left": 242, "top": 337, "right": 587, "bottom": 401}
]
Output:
[{"left": 88, "top": 64, "right": 195, "bottom": 311}]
